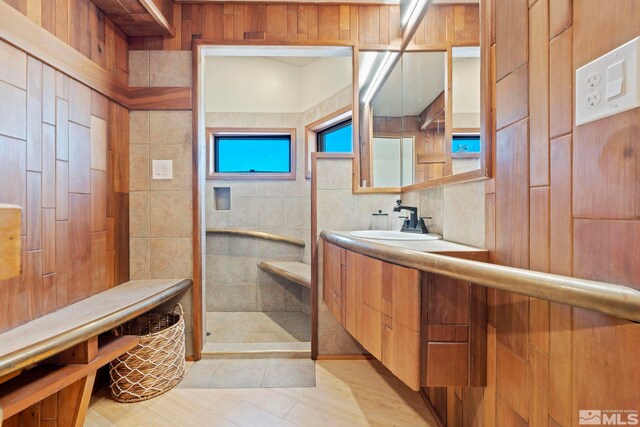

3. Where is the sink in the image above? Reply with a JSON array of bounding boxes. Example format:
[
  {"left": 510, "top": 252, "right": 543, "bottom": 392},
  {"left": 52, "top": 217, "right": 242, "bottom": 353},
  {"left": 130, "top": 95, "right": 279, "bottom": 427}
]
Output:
[{"left": 349, "top": 230, "right": 441, "bottom": 241}]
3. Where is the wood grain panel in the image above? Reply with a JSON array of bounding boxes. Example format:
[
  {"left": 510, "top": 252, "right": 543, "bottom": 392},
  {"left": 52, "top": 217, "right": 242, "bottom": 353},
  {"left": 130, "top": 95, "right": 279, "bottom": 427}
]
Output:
[
  {"left": 26, "top": 171, "right": 42, "bottom": 251},
  {"left": 529, "top": 0, "right": 549, "bottom": 187},
  {"left": 25, "top": 249, "right": 43, "bottom": 318},
  {"left": 358, "top": 254, "right": 382, "bottom": 311},
  {"left": 68, "top": 194, "right": 92, "bottom": 304},
  {"left": 495, "top": 64, "right": 528, "bottom": 131},
  {"left": 494, "top": 0, "right": 528, "bottom": 79},
  {"left": 495, "top": 119, "right": 529, "bottom": 269},
  {"left": 483, "top": 325, "right": 497, "bottom": 427},
  {"left": 91, "top": 170, "right": 107, "bottom": 233},
  {"left": 549, "top": 28, "right": 572, "bottom": 139},
  {"left": 528, "top": 345, "right": 549, "bottom": 427},
  {"left": 55, "top": 220, "right": 69, "bottom": 309},
  {"left": 42, "top": 208, "right": 56, "bottom": 275},
  {"left": 0, "top": 136, "right": 27, "bottom": 226},
  {"left": 549, "top": 0, "right": 572, "bottom": 39},
  {"left": 549, "top": 134, "right": 572, "bottom": 277},
  {"left": 427, "top": 274, "right": 469, "bottom": 325},
  {"left": 529, "top": 187, "right": 549, "bottom": 273},
  {"left": 55, "top": 98, "right": 69, "bottom": 161},
  {"left": 55, "top": 161, "right": 69, "bottom": 221},
  {"left": 68, "top": 123, "right": 91, "bottom": 194},
  {"left": 26, "top": 57, "right": 42, "bottom": 173},
  {"left": 496, "top": 342, "right": 528, "bottom": 421},
  {"left": 572, "top": 108, "right": 639, "bottom": 220},
  {"left": 42, "top": 65, "right": 56, "bottom": 126},
  {"left": 41, "top": 124, "right": 56, "bottom": 209},
  {"left": 574, "top": 219, "right": 640, "bottom": 289},
  {"left": 91, "top": 231, "right": 107, "bottom": 294},
  {"left": 548, "top": 302, "right": 572, "bottom": 426},
  {"left": 426, "top": 342, "right": 468, "bottom": 387},
  {"left": 572, "top": 309, "right": 640, "bottom": 420},
  {"left": 391, "top": 264, "right": 420, "bottom": 331},
  {"left": 0, "top": 79, "right": 27, "bottom": 142}
]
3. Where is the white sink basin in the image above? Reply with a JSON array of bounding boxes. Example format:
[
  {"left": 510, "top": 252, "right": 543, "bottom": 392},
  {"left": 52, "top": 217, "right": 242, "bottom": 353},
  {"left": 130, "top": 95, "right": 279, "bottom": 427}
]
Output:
[{"left": 349, "top": 230, "right": 441, "bottom": 241}]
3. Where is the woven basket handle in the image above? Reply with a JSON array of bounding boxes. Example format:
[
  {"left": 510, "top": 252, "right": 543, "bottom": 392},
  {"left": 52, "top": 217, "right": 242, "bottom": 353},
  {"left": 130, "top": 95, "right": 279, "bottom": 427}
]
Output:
[{"left": 172, "top": 303, "right": 184, "bottom": 318}]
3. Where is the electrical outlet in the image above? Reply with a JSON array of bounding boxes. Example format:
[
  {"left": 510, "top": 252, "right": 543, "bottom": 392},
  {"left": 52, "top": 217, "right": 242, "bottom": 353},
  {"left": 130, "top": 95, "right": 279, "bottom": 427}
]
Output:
[
  {"left": 576, "top": 36, "right": 640, "bottom": 126},
  {"left": 584, "top": 91, "right": 602, "bottom": 107},
  {"left": 584, "top": 72, "right": 601, "bottom": 89}
]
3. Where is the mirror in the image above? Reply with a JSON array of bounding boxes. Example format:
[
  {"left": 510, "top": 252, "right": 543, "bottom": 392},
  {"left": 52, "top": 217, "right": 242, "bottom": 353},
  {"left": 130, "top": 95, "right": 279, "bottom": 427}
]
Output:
[{"left": 357, "top": 0, "right": 487, "bottom": 191}]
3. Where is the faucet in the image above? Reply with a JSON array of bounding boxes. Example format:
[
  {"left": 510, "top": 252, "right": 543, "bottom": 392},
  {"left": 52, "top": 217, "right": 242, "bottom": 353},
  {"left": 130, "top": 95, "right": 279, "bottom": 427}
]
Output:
[{"left": 393, "top": 200, "right": 430, "bottom": 234}]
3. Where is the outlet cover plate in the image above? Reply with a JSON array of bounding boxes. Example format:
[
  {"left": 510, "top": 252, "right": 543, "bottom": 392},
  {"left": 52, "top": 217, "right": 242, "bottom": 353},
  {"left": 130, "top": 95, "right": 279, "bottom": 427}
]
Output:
[{"left": 575, "top": 36, "right": 640, "bottom": 126}]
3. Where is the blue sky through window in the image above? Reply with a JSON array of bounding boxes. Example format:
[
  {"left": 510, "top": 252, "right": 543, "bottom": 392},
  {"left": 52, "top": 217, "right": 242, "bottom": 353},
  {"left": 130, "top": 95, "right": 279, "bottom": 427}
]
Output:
[
  {"left": 215, "top": 137, "right": 291, "bottom": 173},
  {"left": 318, "top": 121, "right": 352, "bottom": 153}
]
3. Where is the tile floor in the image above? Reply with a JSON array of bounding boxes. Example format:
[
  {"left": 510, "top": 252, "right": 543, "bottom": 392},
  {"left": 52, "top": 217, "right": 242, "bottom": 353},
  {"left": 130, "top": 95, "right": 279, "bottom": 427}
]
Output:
[
  {"left": 206, "top": 312, "right": 311, "bottom": 344},
  {"left": 86, "top": 360, "right": 438, "bottom": 426},
  {"left": 176, "top": 359, "right": 316, "bottom": 389}
]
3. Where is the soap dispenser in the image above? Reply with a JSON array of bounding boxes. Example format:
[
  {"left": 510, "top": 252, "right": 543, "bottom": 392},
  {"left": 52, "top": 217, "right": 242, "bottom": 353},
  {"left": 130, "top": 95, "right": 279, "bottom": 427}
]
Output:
[{"left": 371, "top": 210, "right": 389, "bottom": 230}]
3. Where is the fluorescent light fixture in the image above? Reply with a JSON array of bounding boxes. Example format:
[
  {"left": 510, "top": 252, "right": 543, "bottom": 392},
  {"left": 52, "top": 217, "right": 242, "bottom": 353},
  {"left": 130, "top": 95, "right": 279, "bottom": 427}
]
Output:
[
  {"left": 404, "top": 0, "right": 432, "bottom": 30},
  {"left": 401, "top": 0, "right": 421, "bottom": 27},
  {"left": 362, "top": 51, "right": 399, "bottom": 105},
  {"left": 359, "top": 52, "right": 377, "bottom": 88}
]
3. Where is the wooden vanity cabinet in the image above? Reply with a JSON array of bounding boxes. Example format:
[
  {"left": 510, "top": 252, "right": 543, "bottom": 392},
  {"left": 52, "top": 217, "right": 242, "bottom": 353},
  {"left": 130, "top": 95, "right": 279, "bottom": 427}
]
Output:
[
  {"left": 322, "top": 239, "right": 487, "bottom": 391},
  {"left": 323, "top": 241, "right": 421, "bottom": 390}
]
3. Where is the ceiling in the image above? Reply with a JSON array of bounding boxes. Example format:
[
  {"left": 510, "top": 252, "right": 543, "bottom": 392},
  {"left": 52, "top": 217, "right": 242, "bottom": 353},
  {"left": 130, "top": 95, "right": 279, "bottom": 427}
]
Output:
[
  {"left": 372, "top": 51, "right": 446, "bottom": 117},
  {"left": 268, "top": 57, "right": 320, "bottom": 68}
]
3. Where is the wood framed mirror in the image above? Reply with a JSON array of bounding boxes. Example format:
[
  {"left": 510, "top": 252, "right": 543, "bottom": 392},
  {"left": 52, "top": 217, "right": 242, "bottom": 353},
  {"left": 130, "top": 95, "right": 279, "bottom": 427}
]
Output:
[{"left": 354, "top": 0, "right": 491, "bottom": 193}]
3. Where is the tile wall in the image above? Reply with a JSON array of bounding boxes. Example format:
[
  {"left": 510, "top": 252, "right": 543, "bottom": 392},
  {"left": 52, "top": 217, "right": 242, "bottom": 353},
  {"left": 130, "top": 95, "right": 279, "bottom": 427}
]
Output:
[
  {"left": 128, "top": 50, "right": 195, "bottom": 354},
  {"left": 204, "top": 86, "right": 353, "bottom": 314}
]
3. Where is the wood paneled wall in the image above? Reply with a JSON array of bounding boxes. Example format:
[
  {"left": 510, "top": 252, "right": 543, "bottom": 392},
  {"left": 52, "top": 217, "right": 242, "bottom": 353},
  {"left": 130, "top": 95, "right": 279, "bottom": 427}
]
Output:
[
  {"left": 129, "top": 2, "right": 402, "bottom": 49},
  {"left": 473, "top": 0, "right": 640, "bottom": 426},
  {"left": 0, "top": 41, "right": 130, "bottom": 334},
  {"left": 128, "top": 3, "right": 479, "bottom": 51},
  {"left": 2, "top": 0, "right": 129, "bottom": 86}
]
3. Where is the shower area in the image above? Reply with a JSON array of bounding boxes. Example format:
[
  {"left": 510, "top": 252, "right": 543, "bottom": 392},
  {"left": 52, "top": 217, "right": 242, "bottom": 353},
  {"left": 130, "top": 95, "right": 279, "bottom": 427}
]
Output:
[{"left": 201, "top": 46, "right": 353, "bottom": 357}]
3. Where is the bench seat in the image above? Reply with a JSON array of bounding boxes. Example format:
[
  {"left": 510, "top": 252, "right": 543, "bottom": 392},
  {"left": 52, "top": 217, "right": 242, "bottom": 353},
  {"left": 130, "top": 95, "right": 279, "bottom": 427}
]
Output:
[
  {"left": 258, "top": 262, "right": 311, "bottom": 289},
  {"left": 0, "top": 279, "right": 191, "bottom": 379},
  {"left": 0, "top": 278, "right": 191, "bottom": 425}
]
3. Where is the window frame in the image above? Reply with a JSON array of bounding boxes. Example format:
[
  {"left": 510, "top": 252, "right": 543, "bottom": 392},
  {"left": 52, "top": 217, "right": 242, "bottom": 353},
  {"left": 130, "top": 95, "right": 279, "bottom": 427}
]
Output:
[
  {"left": 206, "top": 128, "right": 297, "bottom": 180},
  {"left": 316, "top": 119, "right": 353, "bottom": 153},
  {"left": 304, "top": 106, "right": 353, "bottom": 179}
]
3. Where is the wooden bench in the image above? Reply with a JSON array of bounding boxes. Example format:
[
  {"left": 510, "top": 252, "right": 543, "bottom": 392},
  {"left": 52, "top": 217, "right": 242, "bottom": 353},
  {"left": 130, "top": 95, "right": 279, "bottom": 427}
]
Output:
[
  {"left": 0, "top": 278, "right": 191, "bottom": 426},
  {"left": 258, "top": 261, "right": 311, "bottom": 289}
]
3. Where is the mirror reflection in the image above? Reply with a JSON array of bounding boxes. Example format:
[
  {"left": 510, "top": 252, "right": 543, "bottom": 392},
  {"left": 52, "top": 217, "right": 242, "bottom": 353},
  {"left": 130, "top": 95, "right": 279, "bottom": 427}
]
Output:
[{"left": 358, "top": 1, "right": 484, "bottom": 190}]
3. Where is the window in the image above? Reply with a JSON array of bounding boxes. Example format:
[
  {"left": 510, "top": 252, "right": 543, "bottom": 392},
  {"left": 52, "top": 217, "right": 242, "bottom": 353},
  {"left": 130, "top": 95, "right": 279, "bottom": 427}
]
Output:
[
  {"left": 317, "top": 120, "right": 353, "bottom": 153},
  {"left": 304, "top": 107, "right": 353, "bottom": 179},
  {"left": 451, "top": 133, "right": 481, "bottom": 153},
  {"left": 207, "top": 128, "right": 296, "bottom": 180}
]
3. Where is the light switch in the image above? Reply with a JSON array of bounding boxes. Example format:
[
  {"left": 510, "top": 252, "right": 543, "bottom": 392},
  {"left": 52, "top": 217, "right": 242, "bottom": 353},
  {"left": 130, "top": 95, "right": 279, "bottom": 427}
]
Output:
[
  {"left": 575, "top": 36, "right": 640, "bottom": 126},
  {"left": 606, "top": 59, "right": 625, "bottom": 100},
  {"left": 152, "top": 160, "right": 173, "bottom": 180}
]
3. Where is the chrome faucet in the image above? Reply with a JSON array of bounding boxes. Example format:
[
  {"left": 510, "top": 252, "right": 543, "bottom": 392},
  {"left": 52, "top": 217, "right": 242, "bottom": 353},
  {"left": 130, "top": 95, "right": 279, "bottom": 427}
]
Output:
[{"left": 393, "top": 200, "right": 430, "bottom": 234}]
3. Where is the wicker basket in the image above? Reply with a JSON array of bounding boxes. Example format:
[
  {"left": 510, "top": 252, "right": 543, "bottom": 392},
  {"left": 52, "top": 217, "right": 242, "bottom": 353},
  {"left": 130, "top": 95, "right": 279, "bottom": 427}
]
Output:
[{"left": 109, "top": 304, "right": 186, "bottom": 403}]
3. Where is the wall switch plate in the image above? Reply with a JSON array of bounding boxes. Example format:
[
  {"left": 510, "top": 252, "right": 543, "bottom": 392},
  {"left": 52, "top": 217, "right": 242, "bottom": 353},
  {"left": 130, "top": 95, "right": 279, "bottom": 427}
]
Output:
[
  {"left": 152, "top": 160, "right": 173, "bottom": 180},
  {"left": 575, "top": 36, "right": 640, "bottom": 126}
]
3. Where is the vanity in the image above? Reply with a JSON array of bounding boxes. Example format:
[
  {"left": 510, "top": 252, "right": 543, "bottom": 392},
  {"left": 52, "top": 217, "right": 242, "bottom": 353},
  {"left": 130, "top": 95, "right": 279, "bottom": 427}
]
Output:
[{"left": 321, "top": 231, "right": 487, "bottom": 392}]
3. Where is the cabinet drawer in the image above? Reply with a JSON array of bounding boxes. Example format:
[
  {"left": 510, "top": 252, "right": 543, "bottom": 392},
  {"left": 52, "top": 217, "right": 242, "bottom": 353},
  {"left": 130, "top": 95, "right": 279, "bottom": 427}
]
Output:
[{"left": 424, "top": 342, "right": 468, "bottom": 387}]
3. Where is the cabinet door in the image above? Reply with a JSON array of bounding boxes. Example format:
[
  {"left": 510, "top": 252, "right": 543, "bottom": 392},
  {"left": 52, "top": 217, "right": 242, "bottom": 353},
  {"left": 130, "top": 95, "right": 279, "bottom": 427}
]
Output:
[
  {"left": 360, "top": 302, "right": 382, "bottom": 359},
  {"left": 391, "top": 264, "right": 421, "bottom": 331},
  {"left": 322, "top": 241, "right": 342, "bottom": 320},
  {"left": 343, "top": 250, "right": 359, "bottom": 336},
  {"left": 382, "top": 319, "right": 421, "bottom": 391}
]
